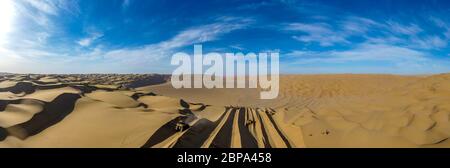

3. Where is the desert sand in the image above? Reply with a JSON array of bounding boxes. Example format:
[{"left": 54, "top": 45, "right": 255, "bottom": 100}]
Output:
[{"left": 0, "top": 73, "right": 449, "bottom": 148}]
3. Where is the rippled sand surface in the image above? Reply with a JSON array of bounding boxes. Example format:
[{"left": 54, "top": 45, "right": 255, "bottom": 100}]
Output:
[{"left": 1, "top": 73, "right": 449, "bottom": 147}]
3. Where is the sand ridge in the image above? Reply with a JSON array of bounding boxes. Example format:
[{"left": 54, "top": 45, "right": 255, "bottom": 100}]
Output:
[
  {"left": 0, "top": 74, "right": 301, "bottom": 148},
  {"left": 144, "top": 74, "right": 450, "bottom": 147},
  {"left": 0, "top": 73, "right": 449, "bottom": 147}
]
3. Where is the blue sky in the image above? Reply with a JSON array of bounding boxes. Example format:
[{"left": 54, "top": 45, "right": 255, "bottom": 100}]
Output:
[{"left": 0, "top": 0, "right": 450, "bottom": 74}]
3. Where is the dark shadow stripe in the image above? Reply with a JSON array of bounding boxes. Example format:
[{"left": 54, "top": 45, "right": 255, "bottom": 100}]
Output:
[
  {"left": 434, "top": 138, "right": 449, "bottom": 144},
  {"left": 36, "top": 84, "right": 68, "bottom": 90},
  {"left": 70, "top": 85, "right": 117, "bottom": 95},
  {"left": 123, "top": 75, "right": 170, "bottom": 88},
  {"left": 69, "top": 85, "right": 98, "bottom": 94},
  {"left": 265, "top": 110, "right": 292, "bottom": 148},
  {"left": 209, "top": 108, "right": 238, "bottom": 148},
  {"left": 179, "top": 109, "right": 195, "bottom": 116},
  {"left": 8, "top": 93, "right": 81, "bottom": 139},
  {"left": 180, "top": 99, "right": 190, "bottom": 108},
  {"left": 171, "top": 119, "right": 215, "bottom": 148},
  {"left": 0, "top": 82, "right": 70, "bottom": 95},
  {"left": 172, "top": 108, "right": 230, "bottom": 148},
  {"left": 131, "top": 92, "right": 156, "bottom": 100},
  {"left": 0, "top": 82, "right": 36, "bottom": 94},
  {"left": 0, "top": 100, "right": 22, "bottom": 112},
  {"left": 189, "top": 103, "right": 210, "bottom": 112},
  {"left": 0, "top": 127, "right": 8, "bottom": 141},
  {"left": 141, "top": 116, "right": 189, "bottom": 148},
  {"left": 238, "top": 108, "right": 258, "bottom": 148},
  {"left": 193, "top": 105, "right": 208, "bottom": 111},
  {"left": 256, "top": 109, "right": 272, "bottom": 148}
]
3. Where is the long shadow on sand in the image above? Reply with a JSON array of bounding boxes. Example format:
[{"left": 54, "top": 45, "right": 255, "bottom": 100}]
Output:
[
  {"left": 6, "top": 93, "right": 81, "bottom": 140},
  {"left": 0, "top": 127, "right": 7, "bottom": 141},
  {"left": 0, "top": 82, "right": 70, "bottom": 95},
  {"left": 0, "top": 99, "right": 22, "bottom": 111},
  {"left": 141, "top": 115, "right": 190, "bottom": 148},
  {"left": 142, "top": 107, "right": 231, "bottom": 148},
  {"left": 208, "top": 108, "right": 237, "bottom": 148},
  {"left": 172, "top": 107, "right": 231, "bottom": 148},
  {"left": 238, "top": 108, "right": 258, "bottom": 148},
  {"left": 0, "top": 82, "right": 36, "bottom": 94},
  {"left": 264, "top": 109, "right": 292, "bottom": 148}
]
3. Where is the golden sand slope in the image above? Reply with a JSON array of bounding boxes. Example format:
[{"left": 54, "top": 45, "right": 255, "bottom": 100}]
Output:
[
  {"left": 143, "top": 74, "right": 450, "bottom": 147},
  {"left": 0, "top": 74, "right": 301, "bottom": 148},
  {"left": 0, "top": 73, "right": 449, "bottom": 147}
]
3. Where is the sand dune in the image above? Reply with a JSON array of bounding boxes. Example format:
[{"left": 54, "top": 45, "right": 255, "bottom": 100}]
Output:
[
  {"left": 0, "top": 73, "right": 449, "bottom": 147},
  {"left": 143, "top": 74, "right": 450, "bottom": 147}
]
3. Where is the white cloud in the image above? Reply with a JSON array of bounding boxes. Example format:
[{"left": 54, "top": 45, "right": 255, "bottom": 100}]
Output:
[
  {"left": 285, "top": 14, "right": 450, "bottom": 51},
  {"left": 16, "top": 0, "right": 78, "bottom": 27},
  {"left": 286, "top": 23, "right": 349, "bottom": 46},
  {"left": 386, "top": 21, "right": 422, "bottom": 36},
  {"left": 1, "top": 13, "right": 252, "bottom": 73},
  {"left": 280, "top": 15, "right": 450, "bottom": 74},
  {"left": 413, "top": 36, "right": 447, "bottom": 49},
  {"left": 333, "top": 43, "right": 425, "bottom": 61},
  {"left": 77, "top": 32, "right": 103, "bottom": 47},
  {"left": 285, "top": 50, "right": 310, "bottom": 57},
  {"left": 341, "top": 16, "right": 382, "bottom": 35},
  {"left": 0, "top": 0, "right": 83, "bottom": 73},
  {"left": 0, "top": 0, "right": 16, "bottom": 47},
  {"left": 50, "top": 17, "right": 255, "bottom": 72},
  {"left": 429, "top": 16, "right": 450, "bottom": 40},
  {"left": 25, "top": 0, "right": 58, "bottom": 15},
  {"left": 286, "top": 23, "right": 331, "bottom": 34},
  {"left": 102, "top": 18, "right": 252, "bottom": 62},
  {"left": 230, "top": 45, "right": 245, "bottom": 50},
  {"left": 430, "top": 16, "right": 447, "bottom": 28},
  {"left": 287, "top": 43, "right": 426, "bottom": 64},
  {"left": 1, "top": 0, "right": 79, "bottom": 48}
]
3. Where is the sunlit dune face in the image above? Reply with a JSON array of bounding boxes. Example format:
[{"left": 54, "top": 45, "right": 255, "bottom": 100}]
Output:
[{"left": 0, "top": 0, "right": 15, "bottom": 45}]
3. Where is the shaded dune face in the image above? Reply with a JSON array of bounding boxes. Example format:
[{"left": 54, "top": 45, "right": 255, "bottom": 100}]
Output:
[
  {"left": 0, "top": 80, "right": 123, "bottom": 141},
  {"left": 7, "top": 94, "right": 81, "bottom": 139},
  {"left": 0, "top": 74, "right": 299, "bottom": 148},
  {"left": 0, "top": 75, "right": 169, "bottom": 147}
]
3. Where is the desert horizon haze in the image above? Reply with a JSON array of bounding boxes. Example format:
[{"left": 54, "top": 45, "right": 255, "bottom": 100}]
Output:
[{"left": 0, "top": 0, "right": 450, "bottom": 150}]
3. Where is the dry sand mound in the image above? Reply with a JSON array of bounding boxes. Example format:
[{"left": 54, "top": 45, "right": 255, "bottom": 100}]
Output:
[
  {"left": 144, "top": 74, "right": 450, "bottom": 148},
  {"left": 0, "top": 73, "right": 449, "bottom": 148},
  {"left": 0, "top": 74, "right": 302, "bottom": 148}
]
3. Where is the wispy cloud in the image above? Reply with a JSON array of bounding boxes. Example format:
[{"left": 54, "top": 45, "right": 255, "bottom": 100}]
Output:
[
  {"left": 25, "top": 0, "right": 59, "bottom": 15},
  {"left": 340, "top": 16, "right": 381, "bottom": 35},
  {"left": 282, "top": 14, "right": 450, "bottom": 74},
  {"left": 283, "top": 42, "right": 450, "bottom": 74},
  {"left": 286, "top": 23, "right": 349, "bottom": 46},
  {"left": 52, "top": 17, "right": 255, "bottom": 72},
  {"left": 230, "top": 44, "right": 245, "bottom": 50},
  {"left": 102, "top": 17, "right": 253, "bottom": 62},
  {"left": 2, "top": 1, "right": 449, "bottom": 74},
  {"left": 285, "top": 13, "right": 450, "bottom": 54},
  {"left": 0, "top": 0, "right": 80, "bottom": 73},
  {"left": 387, "top": 21, "right": 423, "bottom": 36},
  {"left": 287, "top": 43, "right": 426, "bottom": 63},
  {"left": 17, "top": 0, "right": 78, "bottom": 27},
  {"left": 429, "top": 16, "right": 450, "bottom": 39},
  {"left": 1, "top": 8, "right": 253, "bottom": 73},
  {"left": 77, "top": 32, "right": 103, "bottom": 47}
]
